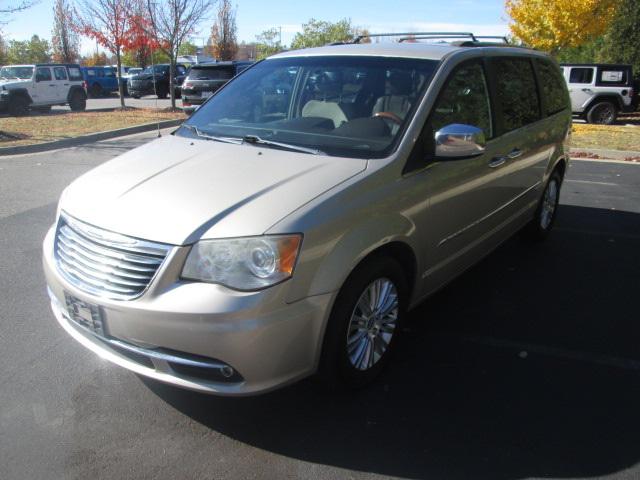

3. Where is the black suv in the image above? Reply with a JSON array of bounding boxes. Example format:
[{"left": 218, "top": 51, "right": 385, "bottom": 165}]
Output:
[
  {"left": 127, "top": 64, "right": 187, "bottom": 99},
  {"left": 181, "top": 61, "right": 254, "bottom": 111}
]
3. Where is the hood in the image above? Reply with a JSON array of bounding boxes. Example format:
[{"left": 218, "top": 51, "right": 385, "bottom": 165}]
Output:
[
  {"left": 61, "top": 134, "right": 367, "bottom": 245},
  {"left": 129, "top": 74, "right": 156, "bottom": 81},
  {"left": 0, "top": 78, "right": 30, "bottom": 88}
]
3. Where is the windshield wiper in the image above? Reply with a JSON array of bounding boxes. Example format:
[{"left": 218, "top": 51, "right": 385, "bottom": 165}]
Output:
[
  {"left": 182, "top": 124, "right": 242, "bottom": 145},
  {"left": 242, "top": 135, "right": 324, "bottom": 155}
]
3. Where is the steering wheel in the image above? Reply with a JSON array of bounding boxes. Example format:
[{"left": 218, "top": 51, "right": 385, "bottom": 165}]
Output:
[{"left": 372, "top": 111, "right": 403, "bottom": 125}]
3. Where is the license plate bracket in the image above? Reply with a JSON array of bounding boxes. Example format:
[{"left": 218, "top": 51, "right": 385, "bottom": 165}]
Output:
[{"left": 64, "top": 292, "right": 106, "bottom": 337}]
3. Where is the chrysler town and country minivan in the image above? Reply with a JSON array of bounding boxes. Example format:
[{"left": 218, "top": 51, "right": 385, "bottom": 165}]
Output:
[{"left": 43, "top": 36, "right": 571, "bottom": 395}]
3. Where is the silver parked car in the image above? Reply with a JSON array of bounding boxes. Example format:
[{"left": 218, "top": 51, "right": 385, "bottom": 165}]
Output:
[{"left": 43, "top": 34, "right": 571, "bottom": 395}]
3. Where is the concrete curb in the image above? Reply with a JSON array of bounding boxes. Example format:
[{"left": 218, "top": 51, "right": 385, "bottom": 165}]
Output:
[
  {"left": 570, "top": 157, "right": 640, "bottom": 165},
  {"left": 570, "top": 147, "right": 640, "bottom": 161},
  {"left": 0, "top": 119, "right": 184, "bottom": 156}
]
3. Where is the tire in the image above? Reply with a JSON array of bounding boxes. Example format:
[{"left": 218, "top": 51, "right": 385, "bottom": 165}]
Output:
[
  {"left": 318, "top": 256, "right": 408, "bottom": 389},
  {"left": 89, "top": 83, "right": 103, "bottom": 98},
  {"left": 8, "top": 95, "right": 29, "bottom": 116},
  {"left": 586, "top": 101, "right": 618, "bottom": 125},
  {"left": 157, "top": 88, "right": 168, "bottom": 99},
  {"left": 69, "top": 91, "right": 87, "bottom": 112},
  {"left": 522, "top": 169, "right": 562, "bottom": 241},
  {"left": 132, "top": 95, "right": 140, "bottom": 99}
]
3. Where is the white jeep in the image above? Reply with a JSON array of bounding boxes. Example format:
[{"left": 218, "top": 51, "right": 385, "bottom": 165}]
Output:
[
  {"left": 0, "top": 63, "right": 87, "bottom": 116},
  {"left": 561, "top": 63, "right": 636, "bottom": 124}
]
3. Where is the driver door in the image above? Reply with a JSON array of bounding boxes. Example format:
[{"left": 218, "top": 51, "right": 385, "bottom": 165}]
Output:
[{"left": 33, "top": 67, "right": 56, "bottom": 104}]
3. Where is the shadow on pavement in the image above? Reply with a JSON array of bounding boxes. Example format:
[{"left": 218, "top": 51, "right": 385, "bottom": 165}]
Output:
[{"left": 144, "top": 204, "right": 640, "bottom": 480}]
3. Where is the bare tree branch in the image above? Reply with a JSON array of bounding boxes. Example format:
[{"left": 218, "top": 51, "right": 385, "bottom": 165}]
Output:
[
  {"left": 146, "top": 0, "right": 214, "bottom": 109},
  {"left": 1, "top": 1, "right": 39, "bottom": 25}
]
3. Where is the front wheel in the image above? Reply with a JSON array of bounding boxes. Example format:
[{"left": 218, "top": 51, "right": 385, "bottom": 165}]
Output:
[
  {"left": 89, "top": 83, "right": 103, "bottom": 98},
  {"left": 8, "top": 95, "right": 29, "bottom": 116},
  {"left": 318, "top": 256, "right": 408, "bottom": 389},
  {"left": 522, "top": 170, "right": 562, "bottom": 241}
]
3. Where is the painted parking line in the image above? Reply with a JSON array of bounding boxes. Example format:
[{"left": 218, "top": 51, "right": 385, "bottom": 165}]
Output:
[
  {"left": 566, "top": 179, "right": 619, "bottom": 186},
  {"left": 463, "top": 335, "right": 640, "bottom": 371}
]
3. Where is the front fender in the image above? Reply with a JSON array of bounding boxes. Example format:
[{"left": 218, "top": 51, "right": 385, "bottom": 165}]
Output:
[
  {"left": 6, "top": 88, "right": 33, "bottom": 104},
  {"left": 286, "top": 212, "right": 417, "bottom": 304}
]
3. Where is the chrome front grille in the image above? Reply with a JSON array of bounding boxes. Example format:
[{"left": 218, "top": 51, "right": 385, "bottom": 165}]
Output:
[{"left": 54, "top": 213, "right": 172, "bottom": 300}]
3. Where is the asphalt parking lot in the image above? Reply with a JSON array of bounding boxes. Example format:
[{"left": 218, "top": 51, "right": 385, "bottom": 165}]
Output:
[{"left": 1, "top": 132, "right": 639, "bottom": 480}]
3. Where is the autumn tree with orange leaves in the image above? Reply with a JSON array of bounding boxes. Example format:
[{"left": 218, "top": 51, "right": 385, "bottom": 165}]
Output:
[
  {"left": 506, "top": 0, "right": 618, "bottom": 54},
  {"left": 75, "top": 0, "right": 135, "bottom": 108}
]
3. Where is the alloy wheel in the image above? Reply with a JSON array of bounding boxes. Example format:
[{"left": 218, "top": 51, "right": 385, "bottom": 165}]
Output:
[
  {"left": 346, "top": 278, "right": 399, "bottom": 371},
  {"left": 540, "top": 178, "right": 558, "bottom": 229}
]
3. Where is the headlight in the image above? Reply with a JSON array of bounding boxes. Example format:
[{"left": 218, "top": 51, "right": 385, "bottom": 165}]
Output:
[{"left": 181, "top": 235, "right": 302, "bottom": 290}]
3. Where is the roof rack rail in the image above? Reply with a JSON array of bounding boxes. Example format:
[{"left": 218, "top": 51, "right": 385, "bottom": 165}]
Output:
[
  {"left": 353, "top": 31, "right": 477, "bottom": 44},
  {"left": 398, "top": 34, "right": 510, "bottom": 44},
  {"left": 475, "top": 35, "right": 509, "bottom": 43}
]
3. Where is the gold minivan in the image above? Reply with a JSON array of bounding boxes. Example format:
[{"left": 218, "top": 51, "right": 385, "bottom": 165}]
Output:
[{"left": 43, "top": 34, "right": 571, "bottom": 395}]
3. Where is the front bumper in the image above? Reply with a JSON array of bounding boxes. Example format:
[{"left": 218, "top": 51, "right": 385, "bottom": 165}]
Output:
[{"left": 43, "top": 226, "right": 333, "bottom": 395}]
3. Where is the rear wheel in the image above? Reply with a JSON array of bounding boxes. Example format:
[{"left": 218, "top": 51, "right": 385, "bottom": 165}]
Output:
[
  {"left": 8, "top": 95, "right": 29, "bottom": 116},
  {"left": 157, "top": 86, "right": 168, "bottom": 99},
  {"left": 318, "top": 256, "right": 408, "bottom": 389},
  {"left": 69, "top": 91, "right": 86, "bottom": 112},
  {"left": 587, "top": 101, "right": 617, "bottom": 125},
  {"left": 522, "top": 169, "right": 562, "bottom": 241}
]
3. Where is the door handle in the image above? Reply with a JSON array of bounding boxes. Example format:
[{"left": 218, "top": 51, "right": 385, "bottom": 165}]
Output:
[
  {"left": 49, "top": 84, "right": 55, "bottom": 87},
  {"left": 507, "top": 148, "right": 523, "bottom": 159},
  {"left": 581, "top": 88, "right": 592, "bottom": 92},
  {"left": 489, "top": 156, "right": 506, "bottom": 168}
]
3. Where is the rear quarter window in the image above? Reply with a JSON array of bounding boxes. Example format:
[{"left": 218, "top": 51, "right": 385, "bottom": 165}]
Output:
[
  {"left": 68, "top": 67, "right": 83, "bottom": 81},
  {"left": 597, "top": 69, "right": 629, "bottom": 86},
  {"left": 535, "top": 59, "right": 569, "bottom": 116}
]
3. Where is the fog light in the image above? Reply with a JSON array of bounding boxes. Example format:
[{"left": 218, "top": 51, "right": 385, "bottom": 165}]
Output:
[{"left": 221, "top": 365, "right": 234, "bottom": 378}]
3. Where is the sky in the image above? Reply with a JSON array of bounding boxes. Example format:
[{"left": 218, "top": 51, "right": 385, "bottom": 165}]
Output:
[{"left": 2, "top": 0, "right": 510, "bottom": 56}]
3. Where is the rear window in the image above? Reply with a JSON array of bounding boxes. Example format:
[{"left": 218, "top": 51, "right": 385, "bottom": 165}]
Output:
[
  {"left": 535, "top": 59, "right": 569, "bottom": 116},
  {"left": 569, "top": 68, "right": 594, "bottom": 84},
  {"left": 492, "top": 57, "right": 541, "bottom": 133},
  {"left": 188, "top": 66, "right": 235, "bottom": 80}
]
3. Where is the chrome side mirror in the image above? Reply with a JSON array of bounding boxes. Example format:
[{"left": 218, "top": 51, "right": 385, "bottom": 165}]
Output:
[{"left": 434, "top": 123, "right": 486, "bottom": 159}]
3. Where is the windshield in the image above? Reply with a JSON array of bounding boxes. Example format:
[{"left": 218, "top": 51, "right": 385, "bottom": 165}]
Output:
[
  {"left": 0, "top": 66, "right": 34, "bottom": 79},
  {"left": 188, "top": 66, "right": 235, "bottom": 80},
  {"left": 141, "top": 65, "right": 168, "bottom": 75},
  {"left": 177, "top": 56, "right": 438, "bottom": 158}
]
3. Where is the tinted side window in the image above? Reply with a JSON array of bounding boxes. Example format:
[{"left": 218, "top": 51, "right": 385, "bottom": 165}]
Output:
[
  {"left": 36, "top": 67, "right": 52, "bottom": 81},
  {"left": 430, "top": 61, "right": 492, "bottom": 138},
  {"left": 569, "top": 68, "right": 594, "bottom": 84},
  {"left": 493, "top": 58, "right": 540, "bottom": 132},
  {"left": 535, "top": 59, "right": 569, "bottom": 116},
  {"left": 53, "top": 67, "right": 67, "bottom": 80}
]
